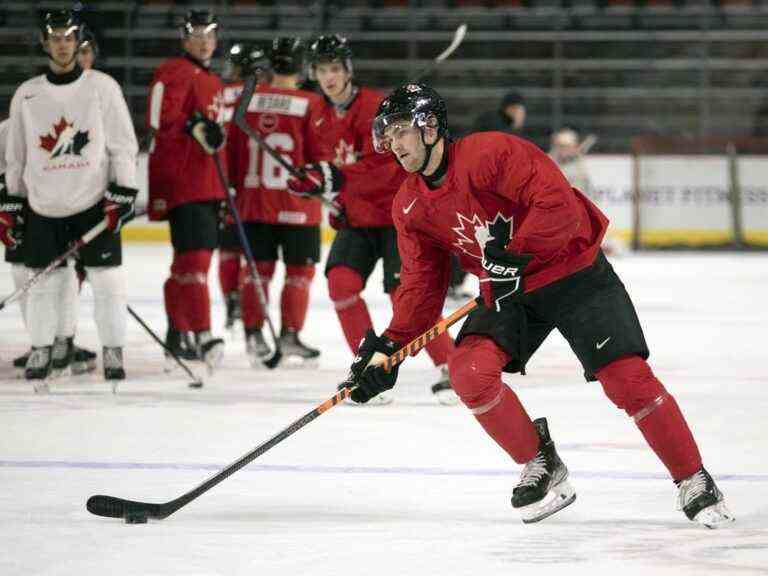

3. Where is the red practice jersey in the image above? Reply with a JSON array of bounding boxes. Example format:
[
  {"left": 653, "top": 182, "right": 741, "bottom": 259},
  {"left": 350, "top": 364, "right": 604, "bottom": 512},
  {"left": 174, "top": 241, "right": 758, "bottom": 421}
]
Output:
[
  {"left": 383, "top": 132, "right": 609, "bottom": 345},
  {"left": 221, "top": 80, "right": 244, "bottom": 129},
  {"left": 146, "top": 56, "right": 226, "bottom": 220},
  {"left": 227, "top": 85, "right": 325, "bottom": 226},
  {"left": 310, "top": 86, "right": 405, "bottom": 228}
]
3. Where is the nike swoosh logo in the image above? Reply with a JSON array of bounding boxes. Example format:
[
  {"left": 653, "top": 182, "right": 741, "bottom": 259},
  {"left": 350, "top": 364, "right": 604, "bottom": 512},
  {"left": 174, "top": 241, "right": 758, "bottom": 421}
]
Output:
[
  {"left": 402, "top": 198, "right": 417, "bottom": 214},
  {"left": 596, "top": 337, "right": 611, "bottom": 349}
]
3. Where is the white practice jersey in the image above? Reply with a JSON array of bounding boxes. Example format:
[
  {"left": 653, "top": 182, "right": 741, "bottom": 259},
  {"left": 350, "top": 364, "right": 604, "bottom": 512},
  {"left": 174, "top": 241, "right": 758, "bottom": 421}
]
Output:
[
  {"left": 0, "top": 118, "right": 8, "bottom": 176},
  {"left": 5, "top": 69, "right": 138, "bottom": 217}
]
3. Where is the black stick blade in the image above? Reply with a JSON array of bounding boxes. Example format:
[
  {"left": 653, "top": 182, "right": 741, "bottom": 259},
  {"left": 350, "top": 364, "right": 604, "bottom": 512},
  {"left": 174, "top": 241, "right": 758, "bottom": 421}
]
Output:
[{"left": 87, "top": 495, "right": 164, "bottom": 520}]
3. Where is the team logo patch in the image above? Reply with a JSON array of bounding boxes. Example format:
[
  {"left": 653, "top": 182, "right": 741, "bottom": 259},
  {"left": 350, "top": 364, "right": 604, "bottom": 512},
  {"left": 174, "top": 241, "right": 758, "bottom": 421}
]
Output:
[
  {"left": 39, "top": 117, "right": 89, "bottom": 158},
  {"left": 258, "top": 112, "right": 278, "bottom": 133},
  {"left": 333, "top": 139, "right": 357, "bottom": 166},
  {"left": 452, "top": 212, "right": 513, "bottom": 260}
]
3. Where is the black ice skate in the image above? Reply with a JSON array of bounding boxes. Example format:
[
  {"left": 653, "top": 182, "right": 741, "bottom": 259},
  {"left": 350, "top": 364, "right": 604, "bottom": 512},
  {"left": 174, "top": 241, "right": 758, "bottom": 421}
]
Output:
[
  {"left": 52, "top": 336, "right": 75, "bottom": 374},
  {"left": 13, "top": 350, "right": 31, "bottom": 369},
  {"left": 72, "top": 345, "right": 98, "bottom": 375},
  {"left": 279, "top": 328, "right": 320, "bottom": 367},
  {"left": 224, "top": 291, "right": 242, "bottom": 332},
  {"left": 164, "top": 328, "right": 199, "bottom": 372},
  {"left": 245, "top": 328, "right": 271, "bottom": 368},
  {"left": 430, "top": 364, "right": 459, "bottom": 406},
  {"left": 26, "top": 345, "right": 53, "bottom": 392},
  {"left": 512, "top": 418, "right": 577, "bottom": 524},
  {"left": 676, "top": 467, "right": 735, "bottom": 528},
  {"left": 103, "top": 346, "right": 126, "bottom": 382},
  {"left": 195, "top": 331, "right": 225, "bottom": 374}
]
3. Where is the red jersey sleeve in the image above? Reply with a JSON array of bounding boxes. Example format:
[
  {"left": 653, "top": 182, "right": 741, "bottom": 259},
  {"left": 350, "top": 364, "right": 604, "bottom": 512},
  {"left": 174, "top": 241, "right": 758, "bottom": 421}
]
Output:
[
  {"left": 474, "top": 134, "right": 587, "bottom": 268},
  {"left": 147, "top": 66, "right": 191, "bottom": 135},
  {"left": 382, "top": 190, "right": 452, "bottom": 346}
]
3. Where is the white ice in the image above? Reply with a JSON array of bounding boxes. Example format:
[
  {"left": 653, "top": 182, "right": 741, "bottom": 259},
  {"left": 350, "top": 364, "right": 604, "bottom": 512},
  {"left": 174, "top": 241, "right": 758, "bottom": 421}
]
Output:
[{"left": 1, "top": 245, "right": 766, "bottom": 576}]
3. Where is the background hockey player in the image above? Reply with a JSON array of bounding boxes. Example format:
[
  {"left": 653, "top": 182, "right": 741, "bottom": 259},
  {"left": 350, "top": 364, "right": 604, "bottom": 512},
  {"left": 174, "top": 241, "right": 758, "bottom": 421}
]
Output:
[
  {"left": 226, "top": 37, "right": 324, "bottom": 365},
  {"left": 4, "top": 10, "right": 138, "bottom": 386},
  {"left": 343, "top": 82, "right": 733, "bottom": 529},
  {"left": 288, "top": 34, "right": 456, "bottom": 403},
  {"left": 146, "top": 9, "right": 226, "bottom": 371},
  {"left": 217, "top": 43, "right": 268, "bottom": 333}
]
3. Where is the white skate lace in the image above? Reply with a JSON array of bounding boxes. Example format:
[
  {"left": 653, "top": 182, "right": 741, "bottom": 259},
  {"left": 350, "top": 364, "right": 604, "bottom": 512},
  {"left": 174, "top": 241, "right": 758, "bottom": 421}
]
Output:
[
  {"left": 103, "top": 348, "right": 123, "bottom": 370},
  {"left": 676, "top": 470, "right": 708, "bottom": 510},
  {"left": 517, "top": 453, "right": 548, "bottom": 488}
]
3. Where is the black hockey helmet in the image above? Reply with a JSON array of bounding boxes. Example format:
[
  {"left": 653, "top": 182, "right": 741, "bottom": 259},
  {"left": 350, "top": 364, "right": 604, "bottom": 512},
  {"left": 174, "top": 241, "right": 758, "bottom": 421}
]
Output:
[
  {"left": 267, "top": 37, "right": 304, "bottom": 75},
  {"left": 228, "top": 43, "right": 268, "bottom": 76},
  {"left": 40, "top": 9, "right": 82, "bottom": 42},
  {"left": 79, "top": 23, "right": 99, "bottom": 57},
  {"left": 372, "top": 83, "right": 448, "bottom": 154},
  {"left": 182, "top": 9, "right": 218, "bottom": 36},
  {"left": 307, "top": 34, "right": 353, "bottom": 74}
]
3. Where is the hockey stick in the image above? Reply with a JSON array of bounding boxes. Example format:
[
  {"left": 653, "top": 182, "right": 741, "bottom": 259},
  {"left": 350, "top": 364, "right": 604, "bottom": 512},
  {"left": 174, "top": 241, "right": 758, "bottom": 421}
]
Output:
[
  {"left": 412, "top": 23, "right": 468, "bottom": 82},
  {"left": 126, "top": 305, "right": 204, "bottom": 389},
  {"left": 0, "top": 218, "right": 108, "bottom": 311},
  {"left": 212, "top": 153, "right": 282, "bottom": 370},
  {"left": 85, "top": 296, "right": 480, "bottom": 523}
]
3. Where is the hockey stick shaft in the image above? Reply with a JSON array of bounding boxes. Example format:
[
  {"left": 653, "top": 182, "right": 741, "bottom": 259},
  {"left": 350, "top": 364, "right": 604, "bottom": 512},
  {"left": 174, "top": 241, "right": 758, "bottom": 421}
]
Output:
[
  {"left": 85, "top": 296, "right": 479, "bottom": 521},
  {"left": 126, "top": 305, "right": 202, "bottom": 386},
  {"left": 0, "top": 218, "right": 108, "bottom": 311},
  {"left": 212, "top": 153, "right": 282, "bottom": 369},
  {"left": 412, "top": 24, "right": 468, "bottom": 82}
]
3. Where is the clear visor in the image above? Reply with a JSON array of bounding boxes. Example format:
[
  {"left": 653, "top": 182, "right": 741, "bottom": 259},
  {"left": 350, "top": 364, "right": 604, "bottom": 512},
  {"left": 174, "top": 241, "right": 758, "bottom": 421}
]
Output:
[
  {"left": 184, "top": 23, "right": 217, "bottom": 39},
  {"left": 46, "top": 25, "right": 78, "bottom": 41},
  {"left": 372, "top": 112, "right": 420, "bottom": 154}
]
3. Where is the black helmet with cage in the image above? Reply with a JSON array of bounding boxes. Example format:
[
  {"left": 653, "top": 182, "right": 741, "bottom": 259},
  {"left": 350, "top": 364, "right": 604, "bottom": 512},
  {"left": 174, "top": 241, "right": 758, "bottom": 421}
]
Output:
[
  {"left": 372, "top": 83, "right": 449, "bottom": 174},
  {"left": 181, "top": 9, "right": 218, "bottom": 37},
  {"left": 267, "top": 37, "right": 305, "bottom": 75},
  {"left": 307, "top": 34, "right": 353, "bottom": 76},
  {"left": 227, "top": 43, "right": 268, "bottom": 76}
]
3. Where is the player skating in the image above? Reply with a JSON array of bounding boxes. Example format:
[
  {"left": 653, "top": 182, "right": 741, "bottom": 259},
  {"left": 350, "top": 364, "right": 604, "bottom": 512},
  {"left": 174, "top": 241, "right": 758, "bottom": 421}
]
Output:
[
  {"left": 226, "top": 37, "right": 324, "bottom": 366},
  {"left": 341, "top": 82, "right": 733, "bottom": 528},
  {"left": 287, "top": 35, "right": 456, "bottom": 403},
  {"left": 146, "top": 9, "right": 226, "bottom": 372},
  {"left": 4, "top": 10, "right": 138, "bottom": 389}
]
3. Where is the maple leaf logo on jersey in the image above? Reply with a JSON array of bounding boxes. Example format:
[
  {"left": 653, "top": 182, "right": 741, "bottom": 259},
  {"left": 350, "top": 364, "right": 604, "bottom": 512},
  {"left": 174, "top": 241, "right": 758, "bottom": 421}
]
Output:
[
  {"left": 452, "top": 212, "right": 513, "bottom": 260},
  {"left": 39, "top": 117, "right": 89, "bottom": 158},
  {"left": 333, "top": 139, "right": 357, "bottom": 166}
]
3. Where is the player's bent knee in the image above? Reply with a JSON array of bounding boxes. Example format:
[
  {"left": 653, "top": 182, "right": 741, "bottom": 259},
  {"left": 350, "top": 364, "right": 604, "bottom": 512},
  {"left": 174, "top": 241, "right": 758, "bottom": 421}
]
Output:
[
  {"left": 449, "top": 336, "right": 507, "bottom": 408},
  {"left": 596, "top": 355, "right": 668, "bottom": 417},
  {"left": 328, "top": 266, "right": 364, "bottom": 303}
]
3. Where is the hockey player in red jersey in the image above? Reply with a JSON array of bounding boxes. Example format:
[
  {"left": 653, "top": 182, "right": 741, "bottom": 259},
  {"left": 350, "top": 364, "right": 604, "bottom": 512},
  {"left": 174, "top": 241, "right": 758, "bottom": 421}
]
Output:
[
  {"left": 287, "top": 35, "right": 456, "bottom": 403},
  {"left": 217, "top": 43, "right": 268, "bottom": 333},
  {"left": 226, "top": 37, "right": 324, "bottom": 365},
  {"left": 146, "top": 9, "right": 226, "bottom": 371},
  {"left": 341, "top": 83, "right": 734, "bottom": 528}
]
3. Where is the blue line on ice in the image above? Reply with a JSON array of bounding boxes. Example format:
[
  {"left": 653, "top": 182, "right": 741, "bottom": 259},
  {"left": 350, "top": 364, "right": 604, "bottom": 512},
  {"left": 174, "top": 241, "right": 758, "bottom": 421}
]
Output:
[{"left": 0, "top": 460, "right": 765, "bottom": 482}]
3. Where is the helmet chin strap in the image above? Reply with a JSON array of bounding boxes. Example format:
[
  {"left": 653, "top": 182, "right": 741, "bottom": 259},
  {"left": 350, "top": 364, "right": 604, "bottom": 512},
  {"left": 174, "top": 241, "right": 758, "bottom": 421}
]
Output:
[{"left": 418, "top": 132, "right": 448, "bottom": 188}]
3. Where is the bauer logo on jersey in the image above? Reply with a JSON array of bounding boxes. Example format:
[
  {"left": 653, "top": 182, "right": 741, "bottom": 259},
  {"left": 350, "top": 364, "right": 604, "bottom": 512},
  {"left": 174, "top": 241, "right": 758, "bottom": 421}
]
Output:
[
  {"left": 452, "top": 212, "right": 513, "bottom": 260},
  {"left": 39, "top": 117, "right": 90, "bottom": 159}
]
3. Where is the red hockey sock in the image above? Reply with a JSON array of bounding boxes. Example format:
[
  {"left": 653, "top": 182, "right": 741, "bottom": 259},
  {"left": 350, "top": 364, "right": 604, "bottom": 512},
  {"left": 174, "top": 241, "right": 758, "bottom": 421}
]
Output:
[
  {"left": 449, "top": 335, "right": 539, "bottom": 464},
  {"left": 388, "top": 290, "right": 455, "bottom": 366},
  {"left": 163, "top": 276, "right": 189, "bottom": 331},
  {"left": 170, "top": 250, "right": 213, "bottom": 332},
  {"left": 281, "top": 264, "right": 315, "bottom": 332},
  {"left": 596, "top": 356, "right": 703, "bottom": 482},
  {"left": 328, "top": 266, "right": 373, "bottom": 354},
  {"left": 218, "top": 250, "right": 241, "bottom": 295},
  {"left": 241, "top": 261, "right": 275, "bottom": 330}
]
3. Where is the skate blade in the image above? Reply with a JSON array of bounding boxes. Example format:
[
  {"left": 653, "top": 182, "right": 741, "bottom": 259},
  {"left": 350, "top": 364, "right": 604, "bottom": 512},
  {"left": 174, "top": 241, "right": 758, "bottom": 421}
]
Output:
[
  {"left": 203, "top": 346, "right": 225, "bottom": 375},
  {"left": 519, "top": 480, "right": 577, "bottom": 524},
  {"left": 278, "top": 355, "right": 319, "bottom": 370},
  {"left": 694, "top": 501, "right": 735, "bottom": 529}
]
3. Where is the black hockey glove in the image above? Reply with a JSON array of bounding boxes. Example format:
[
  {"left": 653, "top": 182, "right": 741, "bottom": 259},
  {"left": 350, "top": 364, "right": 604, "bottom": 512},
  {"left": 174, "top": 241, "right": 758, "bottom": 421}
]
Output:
[
  {"left": 104, "top": 183, "right": 138, "bottom": 233},
  {"left": 0, "top": 187, "right": 26, "bottom": 250},
  {"left": 339, "top": 330, "right": 402, "bottom": 404},
  {"left": 186, "top": 111, "right": 225, "bottom": 155},
  {"left": 287, "top": 161, "right": 343, "bottom": 204}
]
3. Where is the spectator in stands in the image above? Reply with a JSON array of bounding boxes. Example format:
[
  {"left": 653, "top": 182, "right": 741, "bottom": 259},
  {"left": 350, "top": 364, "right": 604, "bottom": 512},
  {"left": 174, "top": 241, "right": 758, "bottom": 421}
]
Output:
[{"left": 472, "top": 91, "right": 526, "bottom": 136}]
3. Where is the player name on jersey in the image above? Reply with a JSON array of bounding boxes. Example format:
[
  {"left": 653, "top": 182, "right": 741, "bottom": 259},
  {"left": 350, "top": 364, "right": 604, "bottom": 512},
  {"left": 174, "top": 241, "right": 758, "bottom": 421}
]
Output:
[{"left": 247, "top": 93, "right": 309, "bottom": 117}]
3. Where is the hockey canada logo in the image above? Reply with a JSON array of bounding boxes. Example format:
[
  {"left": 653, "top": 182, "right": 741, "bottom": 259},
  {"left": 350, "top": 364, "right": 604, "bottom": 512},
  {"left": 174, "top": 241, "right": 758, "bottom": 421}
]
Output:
[
  {"left": 39, "top": 117, "right": 89, "bottom": 158},
  {"left": 333, "top": 139, "right": 357, "bottom": 166},
  {"left": 452, "top": 212, "right": 513, "bottom": 260}
]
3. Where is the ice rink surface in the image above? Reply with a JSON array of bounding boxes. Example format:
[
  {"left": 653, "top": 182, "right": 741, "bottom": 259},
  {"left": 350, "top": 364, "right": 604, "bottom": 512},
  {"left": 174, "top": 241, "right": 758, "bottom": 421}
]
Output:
[{"left": 1, "top": 244, "right": 766, "bottom": 576}]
